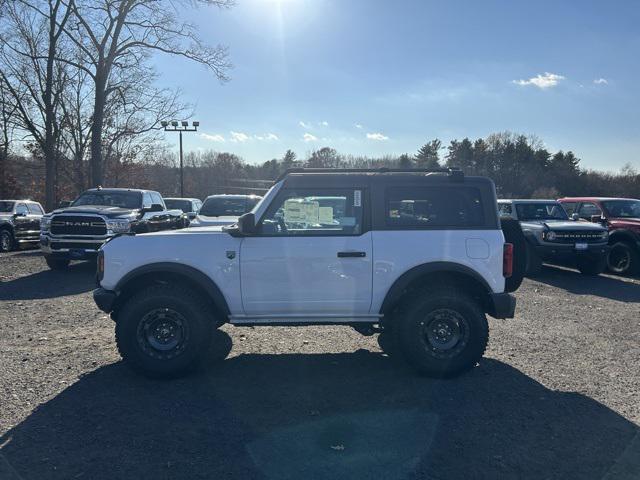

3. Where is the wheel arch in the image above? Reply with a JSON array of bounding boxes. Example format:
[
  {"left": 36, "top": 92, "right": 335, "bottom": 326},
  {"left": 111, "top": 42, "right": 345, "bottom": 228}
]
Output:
[
  {"left": 379, "top": 262, "right": 494, "bottom": 318},
  {"left": 609, "top": 229, "right": 640, "bottom": 248},
  {"left": 113, "top": 262, "right": 230, "bottom": 324}
]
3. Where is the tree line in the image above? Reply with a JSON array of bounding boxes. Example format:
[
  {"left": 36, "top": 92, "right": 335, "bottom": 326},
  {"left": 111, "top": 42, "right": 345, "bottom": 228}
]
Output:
[
  {"left": 0, "top": 0, "right": 232, "bottom": 210},
  {"left": 3, "top": 132, "right": 639, "bottom": 205}
]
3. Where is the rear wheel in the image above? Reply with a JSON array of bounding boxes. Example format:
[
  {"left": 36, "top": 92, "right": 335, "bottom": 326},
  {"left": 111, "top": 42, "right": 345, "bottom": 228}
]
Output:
[
  {"left": 0, "top": 229, "right": 15, "bottom": 252},
  {"left": 577, "top": 256, "right": 606, "bottom": 276},
  {"left": 115, "top": 284, "right": 214, "bottom": 378},
  {"left": 45, "top": 256, "right": 70, "bottom": 270},
  {"left": 394, "top": 289, "right": 488, "bottom": 378},
  {"left": 607, "top": 241, "right": 639, "bottom": 275}
]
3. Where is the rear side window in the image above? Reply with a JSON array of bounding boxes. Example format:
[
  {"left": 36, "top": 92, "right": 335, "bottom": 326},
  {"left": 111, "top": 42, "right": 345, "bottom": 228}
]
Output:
[
  {"left": 386, "top": 186, "right": 485, "bottom": 228},
  {"left": 28, "top": 203, "right": 44, "bottom": 215}
]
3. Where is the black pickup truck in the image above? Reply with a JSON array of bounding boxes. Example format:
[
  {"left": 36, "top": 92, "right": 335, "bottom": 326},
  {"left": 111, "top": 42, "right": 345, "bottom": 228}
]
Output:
[
  {"left": 39, "top": 188, "right": 186, "bottom": 270},
  {"left": 0, "top": 200, "right": 45, "bottom": 252}
]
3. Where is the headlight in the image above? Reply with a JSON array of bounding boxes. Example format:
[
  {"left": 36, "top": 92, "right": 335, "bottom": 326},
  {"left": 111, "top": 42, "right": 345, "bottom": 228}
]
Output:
[
  {"left": 106, "top": 219, "right": 131, "bottom": 233},
  {"left": 40, "top": 216, "right": 51, "bottom": 232},
  {"left": 543, "top": 230, "right": 557, "bottom": 241}
]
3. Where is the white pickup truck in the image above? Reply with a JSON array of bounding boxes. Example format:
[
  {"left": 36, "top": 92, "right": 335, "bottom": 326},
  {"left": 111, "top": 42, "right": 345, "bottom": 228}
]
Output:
[{"left": 94, "top": 168, "right": 519, "bottom": 378}]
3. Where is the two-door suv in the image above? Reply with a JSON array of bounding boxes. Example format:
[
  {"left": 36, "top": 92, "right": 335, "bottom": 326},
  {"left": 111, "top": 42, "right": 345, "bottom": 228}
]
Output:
[
  {"left": 94, "top": 168, "right": 519, "bottom": 378},
  {"left": 498, "top": 199, "right": 609, "bottom": 275},
  {"left": 558, "top": 197, "right": 640, "bottom": 275}
]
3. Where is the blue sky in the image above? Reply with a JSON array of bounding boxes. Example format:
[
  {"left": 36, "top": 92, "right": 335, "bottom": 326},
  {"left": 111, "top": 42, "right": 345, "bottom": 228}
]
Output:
[{"left": 154, "top": 0, "right": 640, "bottom": 170}]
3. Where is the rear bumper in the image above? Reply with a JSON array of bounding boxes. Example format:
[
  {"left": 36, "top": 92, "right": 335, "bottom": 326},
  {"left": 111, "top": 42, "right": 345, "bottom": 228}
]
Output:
[
  {"left": 93, "top": 288, "right": 117, "bottom": 313},
  {"left": 487, "top": 292, "right": 516, "bottom": 319}
]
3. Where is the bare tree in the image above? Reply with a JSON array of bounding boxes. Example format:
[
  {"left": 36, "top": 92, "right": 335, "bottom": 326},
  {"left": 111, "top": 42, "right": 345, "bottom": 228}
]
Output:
[
  {"left": 56, "top": 0, "right": 233, "bottom": 186},
  {"left": 0, "top": 0, "right": 73, "bottom": 209}
]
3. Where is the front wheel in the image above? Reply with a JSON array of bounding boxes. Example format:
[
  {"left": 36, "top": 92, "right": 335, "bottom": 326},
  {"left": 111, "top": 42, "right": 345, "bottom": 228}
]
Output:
[
  {"left": 394, "top": 290, "right": 488, "bottom": 378},
  {"left": 0, "top": 229, "right": 15, "bottom": 252},
  {"left": 577, "top": 256, "right": 606, "bottom": 276},
  {"left": 607, "top": 242, "right": 639, "bottom": 276},
  {"left": 45, "top": 256, "right": 70, "bottom": 270},
  {"left": 115, "top": 284, "right": 214, "bottom": 378}
]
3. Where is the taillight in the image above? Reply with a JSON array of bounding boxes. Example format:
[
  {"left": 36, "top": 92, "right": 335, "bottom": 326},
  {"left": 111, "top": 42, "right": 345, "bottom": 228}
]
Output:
[{"left": 503, "top": 243, "right": 513, "bottom": 278}]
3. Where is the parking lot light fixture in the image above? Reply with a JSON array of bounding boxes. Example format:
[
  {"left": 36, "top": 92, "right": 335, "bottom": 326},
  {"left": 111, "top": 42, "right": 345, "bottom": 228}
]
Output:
[{"left": 161, "top": 121, "right": 200, "bottom": 197}]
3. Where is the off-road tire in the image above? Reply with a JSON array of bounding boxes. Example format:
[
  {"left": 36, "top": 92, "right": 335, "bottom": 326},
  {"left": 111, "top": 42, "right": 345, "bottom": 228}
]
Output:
[
  {"left": 607, "top": 241, "right": 639, "bottom": 276},
  {"left": 577, "top": 256, "right": 606, "bottom": 276},
  {"left": 45, "top": 256, "right": 70, "bottom": 270},
  {"left": 377, "top": 331, "right": 397, "bottom": 356},
  {"left": 0, "top": 229, "right": 15, "bottom": 252},
  {"left": 115, "top": 284, "right": 214, "bottom": 378},
  {"left": 394, "top": 289, "right": 488, "bottom": 378}
]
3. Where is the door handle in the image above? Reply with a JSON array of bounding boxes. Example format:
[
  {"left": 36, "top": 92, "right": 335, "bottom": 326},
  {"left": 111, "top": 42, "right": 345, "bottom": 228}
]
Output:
[{"left": 337, "top": 251, "right": 366, "bottom": 258}]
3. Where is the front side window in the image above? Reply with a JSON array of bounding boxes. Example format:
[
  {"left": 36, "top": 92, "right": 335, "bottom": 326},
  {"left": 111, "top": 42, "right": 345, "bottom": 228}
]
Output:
[
  {"left": 150, "top": 192, "right": 164, "bottom": 207},
  {"left": 258, "top": 189, "right": 363, "bottom": 236},
  {"left": 578, "top": 202, "right": 602, "bottom": 219},
  {"left": 515, "top": 203, "right": 568, "bottom": 221},
  {"left": 498, "top": 203, "right": 513, "bottom": 216},
  {"left": 601, "top": 200, "right": 640, "bottom": 219},
  {"left": 73, "top": 191, "right": 142, "bottom": 209},
  {"left": 386, "top": 186, "right": 485, "bottom": 228},
  {"left": 560, "top": 202, "right": 577, "bottom": 215},
  {"left": 28, "top": 203, "right": 44, "bottom": 215},
  {"left": 15, "top": 203, "right": 29, "bottom": 215}
]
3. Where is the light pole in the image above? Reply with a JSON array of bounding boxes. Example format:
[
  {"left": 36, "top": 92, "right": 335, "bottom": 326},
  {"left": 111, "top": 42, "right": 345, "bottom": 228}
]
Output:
[{"left": 161, "top": 120, "right": 199, "bottom": 197}]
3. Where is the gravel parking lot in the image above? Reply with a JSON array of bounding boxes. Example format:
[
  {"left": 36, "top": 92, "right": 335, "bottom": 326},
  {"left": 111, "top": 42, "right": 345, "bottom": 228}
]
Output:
[{"left": 1, "top": 249, "right": 639, "bottom": 479}]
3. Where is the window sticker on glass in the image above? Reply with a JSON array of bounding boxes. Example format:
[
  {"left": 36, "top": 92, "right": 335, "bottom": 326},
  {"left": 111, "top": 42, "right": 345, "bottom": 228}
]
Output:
[
  {"left": 354, "top": 190, "right": 361, "bottom": 207},
  {"left": 318, "top": 207, "right": 334, "bottom": 223},
  {"left": 284, "top": 199, "right": 319, "bottom": 223}
]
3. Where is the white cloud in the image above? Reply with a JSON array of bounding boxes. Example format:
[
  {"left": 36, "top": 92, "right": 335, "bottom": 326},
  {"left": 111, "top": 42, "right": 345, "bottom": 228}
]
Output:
[
  {"left": 299, "top": 121, "right": 311, "bottom": 129},
  {"left": 366, "top": 132, "right": 389, "bottom": 141},
  {"left": 319, "top": 121, "right": 329, "bottom": 127},
  {"left": 594, "top": 78, "right": 608, "bottom": 85},
  {"left": 303, "top": 133, "right": 318, "bottom": 142},
  {"left": 355, "top": 123, "right": 363, "bottom": 129},
  {"left": 254, "top": 133, "right": 279, "bottom": 141},
  {"left": 200, "top": 133, "right": 225, "bottom": 142},
  {"left": 230, "top": 131, "right": 250, "bottom": 142},
  {"left": 513, "top": 72, "right": 565, "bottom": 89}
]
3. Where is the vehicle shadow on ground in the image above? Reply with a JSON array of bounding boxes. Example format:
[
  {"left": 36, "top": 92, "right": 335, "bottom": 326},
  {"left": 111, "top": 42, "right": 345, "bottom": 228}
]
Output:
[
  {"left": 0, "top": 260, "right": 95, "bottom": 301},
  {"left": 1, "top": 343, "right": 637, "bottom": 480},
  {"left": 533, "top": 265, "right": 640, "bottom": 303}
]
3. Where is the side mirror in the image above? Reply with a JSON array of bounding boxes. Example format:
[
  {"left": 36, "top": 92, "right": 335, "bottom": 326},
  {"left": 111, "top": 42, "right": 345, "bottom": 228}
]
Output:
[
  {"left": 144, "top": 203, "right": 164, "bottom": 213},
  {"left": 570, "top": 213, "right": 580, "bottom": 221},
  {"left": 591, "top": 215, "right": 606, "bottom": 225},
  {"left": 58, "top": 200, "right": 71, "bottom": 208},
  {"left": 13, "top": 211, "right": 27, "bottom": 218},
  {"left": 238, "top": 212, "right": 256, "bottom": 235},
  {"left": 187, "top": 212, "right": 197, "bottom": 220}
]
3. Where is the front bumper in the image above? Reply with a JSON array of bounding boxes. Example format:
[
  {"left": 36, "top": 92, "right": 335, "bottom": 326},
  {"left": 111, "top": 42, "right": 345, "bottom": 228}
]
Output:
[
  {"left": 40, "top": 233, "right": 108, "bottom": 258},
  {"left": 487, "top": 292, "right": 516, "bottom": 319},
  {"left": 534, "top": 243, "right": 609, "bottom": 260},
  {"left": 93, "top": 288, "right": 117, "bottom": 313}
]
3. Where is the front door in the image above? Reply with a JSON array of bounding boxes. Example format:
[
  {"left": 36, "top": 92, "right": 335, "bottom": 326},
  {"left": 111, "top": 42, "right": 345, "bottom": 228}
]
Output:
[{"left": 240, "top": 188, "right": 372, "bottom": 316}]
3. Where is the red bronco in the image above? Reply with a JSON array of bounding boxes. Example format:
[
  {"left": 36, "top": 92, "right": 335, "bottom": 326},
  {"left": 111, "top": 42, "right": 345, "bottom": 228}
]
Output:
[{"left": 558, "top": 197, "right": 640, "bottom": 275}]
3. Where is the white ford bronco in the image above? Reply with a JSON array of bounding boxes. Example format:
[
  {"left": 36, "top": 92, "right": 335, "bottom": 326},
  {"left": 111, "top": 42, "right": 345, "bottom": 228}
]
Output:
[{"left": 94, "top": 168, "right": 519, "bottom": 378}]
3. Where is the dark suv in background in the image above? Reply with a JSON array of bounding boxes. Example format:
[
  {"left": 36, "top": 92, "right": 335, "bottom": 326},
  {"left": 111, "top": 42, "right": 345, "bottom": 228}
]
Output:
[
  {"left": 559, "top": 197, "right": 640, "bottom": 275},
  {"left": 0, "top": 200, "right": 45, "bottom": 252}
]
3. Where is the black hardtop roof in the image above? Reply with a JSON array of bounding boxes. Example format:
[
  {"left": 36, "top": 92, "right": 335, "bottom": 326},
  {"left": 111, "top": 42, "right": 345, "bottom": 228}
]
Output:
[
  {"left": 278, "top": 167, "right": 494, "bottom": 189},
  {"left": 83, "top": 188, "right": 149, "bottom": 194}
]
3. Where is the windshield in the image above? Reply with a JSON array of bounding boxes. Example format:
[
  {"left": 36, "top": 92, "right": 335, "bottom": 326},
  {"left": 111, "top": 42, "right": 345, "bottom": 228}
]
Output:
[
  {"left": 601, "top": 200, "right": 640, "bottom": 218},
  {"left": 165, "top": 199, "right": 193, "bottom": 213},
  {"left": 0, "top": 201, "right": 14, "bottom": 213},
  {"left": 200, "top": 196, "right": 261, "bottom": 217},
  {"left": 516, "top": 203, "right": 568, "bottom": 221},
  {"left": 72, "top": 191, "right": 142, "bottom": 209}
]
